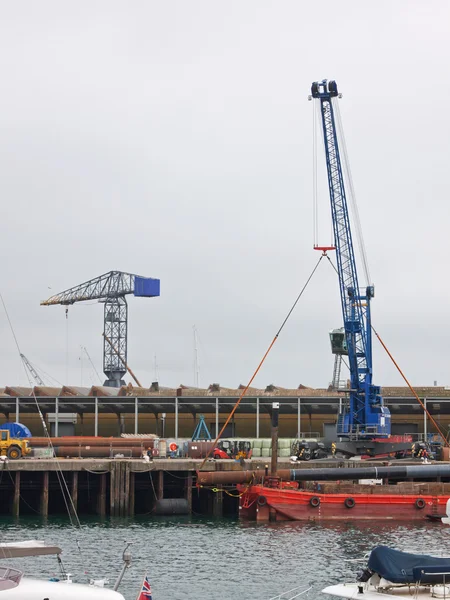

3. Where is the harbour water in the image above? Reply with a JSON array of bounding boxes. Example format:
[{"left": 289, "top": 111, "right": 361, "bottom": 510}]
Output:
[{"left": 1, "top": 516, "right": 449, "bottom": 600}]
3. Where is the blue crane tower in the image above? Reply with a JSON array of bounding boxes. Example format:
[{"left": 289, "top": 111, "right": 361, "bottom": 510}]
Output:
[
  {"left": 311, "top": 80, "right": 393, "bottom": 454},
  {"left": 41, "top": 271, "right": 160, "bottom": 388}
]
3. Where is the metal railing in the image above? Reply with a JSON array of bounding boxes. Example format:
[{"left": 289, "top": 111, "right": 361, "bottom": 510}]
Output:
[{"left": 0, "top": 567, "right": 22, "bottom": 590}]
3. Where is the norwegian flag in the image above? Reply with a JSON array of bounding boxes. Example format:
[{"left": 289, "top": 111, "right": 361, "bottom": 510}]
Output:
[{"left": 136, "top": 573, "right": 152, "bottom": 600}]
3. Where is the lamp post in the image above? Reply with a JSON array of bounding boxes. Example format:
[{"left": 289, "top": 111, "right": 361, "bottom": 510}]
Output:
[{"left": 161, "top": 412, "right": 166, "bottom": 438}]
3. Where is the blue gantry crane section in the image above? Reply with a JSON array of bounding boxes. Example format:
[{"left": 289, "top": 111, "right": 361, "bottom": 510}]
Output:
[
  {"left": 41, "top": 271, "right": 160, "bottom": 388},
  {"left": 311, "top": 80, "right": 390, "bottom": 442}
]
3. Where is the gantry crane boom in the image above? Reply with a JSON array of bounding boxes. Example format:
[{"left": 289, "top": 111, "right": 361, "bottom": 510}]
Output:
[
  {"left": 41, "top": 271, "right": 160, "bottom": 387},
  {"left": 311, "top": 80, "right": 390, "bottom": 440},
  {"left": 41, "top": 271, "right": 138, "bottom": 306}
]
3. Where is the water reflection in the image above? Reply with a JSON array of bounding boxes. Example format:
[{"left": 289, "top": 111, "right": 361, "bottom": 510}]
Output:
[{"left": 0, "top": 516, "right": 448, "bottom": 600}]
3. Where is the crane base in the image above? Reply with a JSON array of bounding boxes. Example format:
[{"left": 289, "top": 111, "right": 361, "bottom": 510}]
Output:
[
  {"left": 103, "top": 378, "right": 125, "bottom": 388},
  {"left": 334, "top": 439, "right": 412, "bottom": 459}
]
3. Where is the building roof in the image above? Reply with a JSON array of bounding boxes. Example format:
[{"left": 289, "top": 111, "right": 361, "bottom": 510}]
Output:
[{"left": 0, "top": 383, "right": 449, "bottom": 399}]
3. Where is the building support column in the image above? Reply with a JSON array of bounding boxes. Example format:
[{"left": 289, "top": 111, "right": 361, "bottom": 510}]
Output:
[
  {"left": 15, "top": 397, "right": 19, "bottom": 424},
  {"left": 134, "top": 398, "right": 139, "bottom": 435},
  {"left": 186, "top": 473, "right": 193, "bottom": 513},
  {"left": 129, "top": 471, "right": 135, "bottom": 518},
  {"left": 41, "top": 471, "right": 49, "bottom": 517},
  {"left": 98, "top": 473, "right": 106, "bottom": 517},
  {"left": 212, "top": 490, "right": 223, "bottom": 517},
  {"left": 157, "top": 471, "right": 164, "bottom": 500},
  {"left": 13, "top": 472, "right": 20, "bottom": 517},
  {"left": 424, "top": 398, "right": 427, "bottom": 439},
  {"left": 72, "top": 471, "right": 78, "bottom": 514},
  {"left": 121, "top": 462, "right": 130, "bottom": 517},
  {"left": 55, "top": 397, "right": 59, "bottom": 437},
  {"left": 256, "top": 397, "right": 260, "bottom": 438},
  {"left": 175, "top": 397, "right": 179, "bottom": 439},
  {"left": 297, "top": 397, "right": 301, "bottom": 438},
  {"left": 110, "top": 465, "right": 115, "bottom": 516},
  {"left": 94, "top": 397, "right": 99, "bottom": 437},
  {"left": 215, "top": 397, "right": 219, "bottom": 437}
]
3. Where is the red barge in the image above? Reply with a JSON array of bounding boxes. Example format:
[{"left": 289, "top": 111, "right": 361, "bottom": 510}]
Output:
[
  {"left": 198, "top": 464, "right": 450, "bottom": 523},
  {"left": 237, "top": 480, "right": 450, "bottom": 522}
]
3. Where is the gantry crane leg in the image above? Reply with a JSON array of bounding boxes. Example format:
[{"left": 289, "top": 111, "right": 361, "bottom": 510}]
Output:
[{"left": 103, "top": 296, "right": 128, "bottom": 387}]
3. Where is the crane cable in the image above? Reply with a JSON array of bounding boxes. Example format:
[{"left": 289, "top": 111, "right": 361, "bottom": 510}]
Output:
[
  {"left": 198, "top": 254, "right": 325, "bottom": 471},
  {"left": 324, "top": 256, "right": 449, "bottom": 446}
]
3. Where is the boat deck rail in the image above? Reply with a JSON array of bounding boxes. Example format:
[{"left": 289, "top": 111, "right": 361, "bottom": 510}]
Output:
[{"left": 0, "top": 567, "right": 23, "bottom": 590}]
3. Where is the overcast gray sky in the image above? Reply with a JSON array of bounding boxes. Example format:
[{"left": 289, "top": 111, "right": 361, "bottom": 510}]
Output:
[{"left": 1, "top": 1, "right": 449, "bottom": 390}]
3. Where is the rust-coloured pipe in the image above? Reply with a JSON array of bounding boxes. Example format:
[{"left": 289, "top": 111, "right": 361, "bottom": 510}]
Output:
[
  {"left": 54, "top": 446, "right": 145, "bottom": 458},
  {"left": 30, "top": 437, "right": 155, "bottom": 448},
  {"left": 196, "top": 470, "right": 291, "bottom": 486}
]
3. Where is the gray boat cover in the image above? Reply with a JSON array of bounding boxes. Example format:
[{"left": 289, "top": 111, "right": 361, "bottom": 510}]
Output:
[{"left": 368, "top": 546, "right": 450, "bottom": 584}]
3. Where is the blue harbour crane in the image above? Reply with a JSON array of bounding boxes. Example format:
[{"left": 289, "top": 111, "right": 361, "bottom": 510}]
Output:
[
  {"left": 41, "top": 271, "right": 160, "bottom": 388},
  {"left": 311, "top": 80, "right": 393, "bottom": 454}
]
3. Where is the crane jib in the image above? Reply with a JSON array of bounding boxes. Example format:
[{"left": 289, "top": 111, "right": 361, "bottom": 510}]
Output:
[{"left": 311, "top": 79, "right": 390, "bottom": 439}]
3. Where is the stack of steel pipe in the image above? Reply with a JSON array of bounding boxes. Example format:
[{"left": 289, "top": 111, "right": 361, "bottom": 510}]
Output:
[
  {"left": 30, "top": 437, "right": 156, "bottom": 447},
  {"left": 54, "top": 446, "right": 145, "bottom": 458},
  {"left": 29, "top": 436, "right": 156, "bottom": 458}
]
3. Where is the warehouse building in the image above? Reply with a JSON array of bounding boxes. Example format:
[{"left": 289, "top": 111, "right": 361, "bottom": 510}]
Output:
[{"left": 1, "top": 383, "right": 450, "bottom": 441}]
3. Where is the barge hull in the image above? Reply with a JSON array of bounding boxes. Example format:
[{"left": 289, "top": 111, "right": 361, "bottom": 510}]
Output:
[{"left": 238, "top": 485, "right": 450, "bottom": 522}]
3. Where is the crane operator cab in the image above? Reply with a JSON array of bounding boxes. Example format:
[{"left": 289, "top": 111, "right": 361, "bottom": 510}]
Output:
[{"left": 330, "top": 328, "right": 348, "bottom": 355}]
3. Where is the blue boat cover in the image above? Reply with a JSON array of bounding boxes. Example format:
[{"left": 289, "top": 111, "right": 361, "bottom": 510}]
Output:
[{"left": 368, "top": 546, "right": 450, "bottom": 584}]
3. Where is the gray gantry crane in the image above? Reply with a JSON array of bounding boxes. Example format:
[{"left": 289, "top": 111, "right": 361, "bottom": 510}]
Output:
[{"left": 41, "top": 271, "right": 160, "bottom": 388}]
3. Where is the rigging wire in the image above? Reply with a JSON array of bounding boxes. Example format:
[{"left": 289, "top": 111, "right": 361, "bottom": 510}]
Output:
[
  {"left": 0, "top": 293, "right": 84, "bottom": 542},
  {"left": 372, "top": 327, "right": 449, "bottom": 447},
  {"left": 27, "top": 356, "right": 63, "bottom": 388},
  {"left": 198, "top": 254, "right": 325, "bottom": 470},
  {"left": 82, "top": 346, "right": 102, "bottom": 384},
  {"left": 333, "top": 97, "right": 371, "bottom": 286}
]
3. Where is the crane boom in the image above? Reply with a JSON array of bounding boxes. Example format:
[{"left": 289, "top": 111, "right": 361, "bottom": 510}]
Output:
[
  {"left": 311, "top": 80, "right": 390, "bottom": 439},
  {"left": 42, "top": 271, "right": 138, "bottom": 306}
]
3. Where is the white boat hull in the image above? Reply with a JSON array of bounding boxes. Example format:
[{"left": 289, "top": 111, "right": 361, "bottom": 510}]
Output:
[
  {"left": 0, "top": 577, "right": 125, "bottom": 600},
  {"left": 323, "top": 583, "right": 449, "bottom": 598}
]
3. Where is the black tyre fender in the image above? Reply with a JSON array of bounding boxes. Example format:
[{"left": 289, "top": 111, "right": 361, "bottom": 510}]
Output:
[
  {"left": 415, "top": 498, "right": 426, "bottom": 509},
  {"left": 310, "top": 496, "right": 321, "bottom": 508},
  {"left": 344, "top": 497, "right": 356, "bottom": 509},
  {"left": 257, "top": 495, "right": 267, "bottom": 507}
]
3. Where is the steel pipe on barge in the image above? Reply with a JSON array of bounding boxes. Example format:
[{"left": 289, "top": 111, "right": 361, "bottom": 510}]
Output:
[
  {"left": 197, "top": 470, "right": 291, "bottom": 485},
  {"left": 197, "top": 464, "right": 450, "bottom": 486},
  {"left": 290, "top": 464, "right": 450, "bottom": 481}
]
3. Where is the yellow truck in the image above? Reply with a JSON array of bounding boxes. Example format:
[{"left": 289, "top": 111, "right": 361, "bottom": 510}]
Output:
[{"left": 0, "top": 430, "right": 31, "bottom": 459}]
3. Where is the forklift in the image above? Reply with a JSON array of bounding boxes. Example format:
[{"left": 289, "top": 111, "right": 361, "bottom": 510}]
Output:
[{"left": 213, "top": 440, "right": 253, "bottom": 460}]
